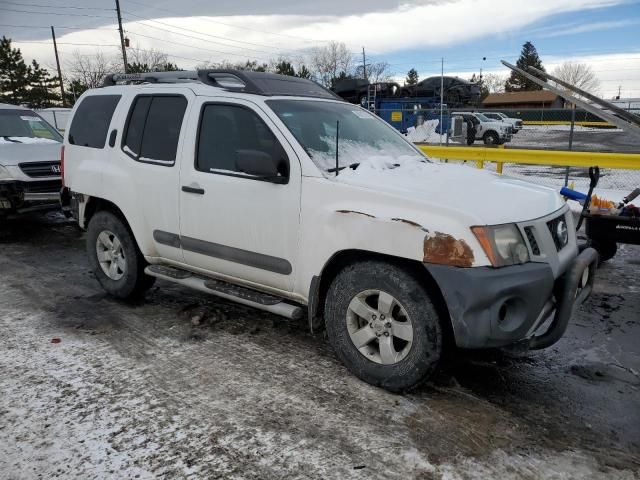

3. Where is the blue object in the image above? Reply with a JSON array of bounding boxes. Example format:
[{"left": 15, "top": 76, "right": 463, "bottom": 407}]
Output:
[{"left": 560, "top": 186, "right": 588, "bottom": 202}]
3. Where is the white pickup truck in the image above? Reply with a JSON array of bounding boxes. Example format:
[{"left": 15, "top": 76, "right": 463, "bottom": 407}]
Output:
[
  {"left": 482, "top": 111, "right": 524, "bottom": 134},
  {"left": 452, "top": 111, "right": 512, "bottom": 145},
  {"left": 61, "top": 70, "right": 598, "bottom": 392}
]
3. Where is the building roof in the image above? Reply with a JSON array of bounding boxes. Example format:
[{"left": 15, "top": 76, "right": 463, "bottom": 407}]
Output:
[{"left": 482, "top": 90, "right": 559, "bottom": 105}]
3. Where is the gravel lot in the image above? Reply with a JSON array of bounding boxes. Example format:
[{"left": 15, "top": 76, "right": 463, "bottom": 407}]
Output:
[{"left": 1, "top": 212, "right": 638, "bottom": 479}]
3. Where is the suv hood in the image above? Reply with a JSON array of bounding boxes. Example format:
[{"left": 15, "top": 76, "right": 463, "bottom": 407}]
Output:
[
  {"left": 335, "top": 158, "right": 564, "bottom": 225},
  {"left": 0, "top": 141, "right": 61, "bottom": 166}
]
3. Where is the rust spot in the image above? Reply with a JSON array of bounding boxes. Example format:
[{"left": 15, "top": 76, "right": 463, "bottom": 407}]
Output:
[
  {"left": 423, "top": 232, "right": 474, "bottom": 267},
  {"left": 335, "top": 210, "right": 376, "bottom": 218},
  {"left": 391, "top": 218, "right": 429, "bottom": 232}
]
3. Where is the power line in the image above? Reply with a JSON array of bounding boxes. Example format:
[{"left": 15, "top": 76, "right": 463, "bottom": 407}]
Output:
[
  {"left": 121, "top": 10, "right": 298, "bottom": 54},
  {"left": 0, "top": 24, "right": 116, "bottom": 31},
  {"left": 1, "top": 1, "right": 114, "bottom": 11},
  {"left": 0, "top": 7, "right": 115, "bottom": 19},
  {"left": 15, "top": 40, "right": 121, "bottom": 47},
  {"left": 126, "top": 30, "right": 274, "bottom": 60},
  {"left": 125, "top": 0, "right": 328, "bottom": 45}
]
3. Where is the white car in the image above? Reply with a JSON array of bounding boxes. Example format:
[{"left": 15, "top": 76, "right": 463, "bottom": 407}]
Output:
[
  {"left": 61, "top": 70, "right": 597, "bottom": 392},
  {"left": 452, "top": 111, "right": 512, "bottom": 145},
  {"left": 0, "top": 103, "right": 63, "bottom": 218},
  {"left": 482, "top": 111, "right": 523, "bottom": 134}
]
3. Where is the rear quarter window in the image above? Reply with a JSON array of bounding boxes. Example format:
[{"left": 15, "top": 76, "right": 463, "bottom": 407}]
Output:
[{"left": 68, "top": 95, "right": 121, "bottom": 149}]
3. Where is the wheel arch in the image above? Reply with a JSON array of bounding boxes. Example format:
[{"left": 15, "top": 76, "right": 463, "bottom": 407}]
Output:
[{"left": 308, "top": 249, "right": 454, "bottom": 346}]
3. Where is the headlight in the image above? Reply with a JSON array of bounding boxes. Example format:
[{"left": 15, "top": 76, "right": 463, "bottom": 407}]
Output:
[
  {"left": 0, "top": 165, "right": 14, "bottom": 181},
  {"left": 471, "top": 224, "right": 530, "bottom": 267}
]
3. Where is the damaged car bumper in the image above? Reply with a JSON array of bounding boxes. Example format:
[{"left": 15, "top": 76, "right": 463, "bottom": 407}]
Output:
[
  {"left": 425, "top": 247, "right": 599, "bottom": 349},
  {"left": 0, "top": 180, "right": 62, "bottom": 214}
]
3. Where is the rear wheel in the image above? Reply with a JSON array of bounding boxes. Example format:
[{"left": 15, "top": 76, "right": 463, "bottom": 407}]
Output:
[
  {"left": 87, "top": 210, "right": 155, "bottom": 298},
  {"left": 325, "top": 260, "right": 442, "bottom": 392}
]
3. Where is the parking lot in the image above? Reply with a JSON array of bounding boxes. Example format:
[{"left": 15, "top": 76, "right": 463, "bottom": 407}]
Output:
[{"left": 0, "top": 212, "right": 638, "bottom": 479}]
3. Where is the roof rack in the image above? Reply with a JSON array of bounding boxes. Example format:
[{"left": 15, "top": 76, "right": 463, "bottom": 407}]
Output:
[{"left": 102, "top": 69, "right": 341, "bottom": 100}]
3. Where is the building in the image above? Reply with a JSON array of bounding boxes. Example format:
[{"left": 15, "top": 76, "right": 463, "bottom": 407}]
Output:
[{"left": 482, "top": 91, "right": 565, "bottom": 109}]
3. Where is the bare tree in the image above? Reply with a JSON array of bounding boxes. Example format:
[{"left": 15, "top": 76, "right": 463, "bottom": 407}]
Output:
[
  {"left": 482, "top": 73, "right": 506, "bottom": 94},
  {"left": 127, "top": 45, "right": 172, "bottom": 71},
  {"left": 310, "top": 41, "right": 353, "bottom": 87},
  {"left": 552, "top": 61, "right": 601, "bottom": 94},
  {"left": 355, "top": 61, "right": 392, "bottom": 83},
  {"left": 66, "top": 50, "right": 120, "bottom": 88}
]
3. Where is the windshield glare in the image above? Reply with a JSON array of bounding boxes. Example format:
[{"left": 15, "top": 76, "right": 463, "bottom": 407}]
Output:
[
  {"left": 267, "top": 99, "right": 423, "bottom": 172},
  {"left": 0, "top": 109, "right": 62, "bottom": 143},
  {"left": 475, "top": 113, "right": 491, "bottom": 122}
]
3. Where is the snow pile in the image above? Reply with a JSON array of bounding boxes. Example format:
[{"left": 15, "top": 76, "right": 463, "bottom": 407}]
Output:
[{"left": 405, "top": 120, "right": 451, "bottom": 144}]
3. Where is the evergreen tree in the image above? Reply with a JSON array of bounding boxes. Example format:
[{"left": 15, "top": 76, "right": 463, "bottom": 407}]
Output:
[
  {"left": 127, "top": 61, "right": 180, "bottom": 73},
  {"left": 26, "top": 60, "right": 60, "bottom": 108},
  {"left": 405, "top": 68, "right": 419, "bottom": 86},
  {"left": 296, "top": 65, "right": 311, "bottom": 79},
  {"left": 505, "top": 41, "right": 546, "bottom": 92},
  {"left": 64, "top": 79, "right": 89, "bottom": 106},
  {"left": 275, "top": 60, "right": 296, "bottom": 76},
  {"left": 0, "top": 36, "right": 30, "bottom": 105},
  {"left": 330, "top": 71, "right": 354, "bottom": 88}
]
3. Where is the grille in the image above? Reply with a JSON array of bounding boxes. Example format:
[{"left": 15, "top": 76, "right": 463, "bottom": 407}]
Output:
[
  {"left": 19, "top": 161, "right": 61, "bottom": 178},
  {"left": 547, "top": 215, "right": 568, "bottom": 251},
  {"left": 22, "top": 180, "right": 62, "bottom": 193},
  {"left": 524, "top": 226, "right": 540, "bottom": 255}
]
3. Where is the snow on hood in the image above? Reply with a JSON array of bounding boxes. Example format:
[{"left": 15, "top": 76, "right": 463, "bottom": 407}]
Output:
[
  {"left": 334, "top": 155, "right": 565, "bottom": 225},
  {"left": 0, "top": 141, "right": 61, "bottom": 166}
]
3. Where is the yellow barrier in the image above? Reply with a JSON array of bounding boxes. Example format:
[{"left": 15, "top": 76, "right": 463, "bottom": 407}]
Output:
[
  {"left": 417, "top": 145, "right": 640, "bottom": 171},
  {"left": 523, "top": 120, "right": 613, "bottom": 128}
]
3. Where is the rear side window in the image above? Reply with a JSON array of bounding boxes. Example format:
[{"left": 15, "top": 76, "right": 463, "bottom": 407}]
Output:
[
  {"left": 196, "top": 103, "right": 288, "bottom": 177},
  {"left": 122, "top": 95, "right": 187, "bottom": 165},
  {"left": 68, "top": 95, "right": 120, "bottom": 148}
]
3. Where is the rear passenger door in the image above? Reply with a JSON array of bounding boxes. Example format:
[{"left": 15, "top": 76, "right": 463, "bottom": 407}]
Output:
[
  {"left": 178, "top": 98, "right": 301, "bottom": 292},
  {"left": 112, "top": 91, "right": 191, "bottom": 262}
]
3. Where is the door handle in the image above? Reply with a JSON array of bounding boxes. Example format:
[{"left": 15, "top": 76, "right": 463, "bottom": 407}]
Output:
[{"left": 182, "top": 185, "right": 205, "bottom": 195}]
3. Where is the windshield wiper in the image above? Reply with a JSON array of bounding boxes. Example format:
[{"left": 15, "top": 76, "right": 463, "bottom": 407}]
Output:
[
  {"left": 327, "top": 162, "right": 360, "bottom": 173},
  {"left": 2, "top": 136, "right": 22, "bottom": 143}
]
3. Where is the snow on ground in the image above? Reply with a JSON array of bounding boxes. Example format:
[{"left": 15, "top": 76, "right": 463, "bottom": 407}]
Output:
[{"left": 521, "top": 125, "right": 624, "bottom": 133}]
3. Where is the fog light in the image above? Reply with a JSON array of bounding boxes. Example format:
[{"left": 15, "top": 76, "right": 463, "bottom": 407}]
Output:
[{"left": 556, "top": 219, "right": 569, "bottom": 246}]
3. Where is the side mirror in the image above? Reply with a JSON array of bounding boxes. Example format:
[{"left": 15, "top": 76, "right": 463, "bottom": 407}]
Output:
[{"left": 235, "top": 149, "right": 286, "bottom": 183}]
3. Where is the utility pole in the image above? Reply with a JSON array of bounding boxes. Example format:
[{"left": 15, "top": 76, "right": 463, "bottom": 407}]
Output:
[
  {"left": 440, "top": 57, "right": 444, "bottom": 146},
  {"left": 50, "top": 26, "right": 66, "bottom": 107},
  {"left": 115, "top": 0, "right": 128, "bottom": 73},
  {"left": 362, "top": 47, "right": 367, "bottom": 80}
]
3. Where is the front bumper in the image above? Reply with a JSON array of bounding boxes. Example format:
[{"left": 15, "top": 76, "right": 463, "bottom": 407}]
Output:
[
  {"left": 425, "top": 247, "right": 598, "bottom": 349},
  {"left": 0, "top": 180, "right": 62, "bottom": 213}
]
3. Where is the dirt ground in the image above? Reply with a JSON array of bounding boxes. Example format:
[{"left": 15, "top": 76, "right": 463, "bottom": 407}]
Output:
[{"left": 0, "top": 212, "right": 638, "bottom": 479}]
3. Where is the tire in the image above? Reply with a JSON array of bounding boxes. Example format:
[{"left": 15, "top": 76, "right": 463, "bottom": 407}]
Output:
[
  {"left": 483, "top": 131, "right": 499, "bottom": 145},
  {"left": 592, "top": 240, "right": 617, "bottom": 263},
  {"left": 358, "top": 94, "right": 368, "bottom": 108},
  {"left": 325, "top": 260, "right": 442, "bottom": 392},
  {"left": 86, "top": 210, "right": 155, "bottom": 299}
]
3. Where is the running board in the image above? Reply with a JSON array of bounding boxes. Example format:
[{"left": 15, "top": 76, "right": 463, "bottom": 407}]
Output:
[{"left": 145, "top": 265, "right": 303, "bottom": 320}]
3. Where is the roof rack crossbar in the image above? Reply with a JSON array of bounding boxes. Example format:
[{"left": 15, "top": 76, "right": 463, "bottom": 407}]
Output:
[{"left": 101, "top": 69, "right": 341, "bottom": 101}]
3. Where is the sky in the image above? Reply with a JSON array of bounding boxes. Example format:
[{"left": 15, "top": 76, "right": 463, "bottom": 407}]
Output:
[{"left": 2, "top": 0, "right": 639, "bottom": 98}]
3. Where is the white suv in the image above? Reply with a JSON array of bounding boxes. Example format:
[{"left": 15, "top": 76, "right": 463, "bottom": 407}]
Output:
[
  {"left": 61, "top": 70, "right": 597, "bottom": 392},
  {"left": 0, "top": 103, "right": 63, "bottom": 218}
]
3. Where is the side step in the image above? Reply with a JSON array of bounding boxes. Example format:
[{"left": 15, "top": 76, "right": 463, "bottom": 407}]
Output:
[{"left": 145, "top": 265, "right": 303, "bottom": 320}]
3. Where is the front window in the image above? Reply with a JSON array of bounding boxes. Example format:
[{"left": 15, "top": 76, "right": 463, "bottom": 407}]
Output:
[
  {"left": 474, "top": 113, "right": 492, "bottom": 122},
  {"left": 0, "top": 109, "right": 62, "bottom": 144},
  {"left": 267, "top": 99, "right": 423, "bottom": 172}
]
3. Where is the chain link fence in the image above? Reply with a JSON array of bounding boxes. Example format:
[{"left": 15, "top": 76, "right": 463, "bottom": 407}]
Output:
[{"left": 414, "top": 106, "right": 640, "bottom": 196}]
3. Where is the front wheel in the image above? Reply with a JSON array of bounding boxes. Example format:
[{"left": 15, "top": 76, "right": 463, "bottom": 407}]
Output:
[
  {"left": 325, "top": 261, "right": 443, "bottom": 392},
  {"left": 86, "top": 210, "right": 155, "bottom": 298},
  {"left": 483, "top": 131, "right": 499, "bottom": 145}
]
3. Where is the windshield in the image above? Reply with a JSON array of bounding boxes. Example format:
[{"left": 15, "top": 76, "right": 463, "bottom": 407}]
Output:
[
  {"left": 474, "top": 113, "right": 492, "bottom": 122},
  {"left": 267, "top": 99, "right": 423, "bottom": 172},
  {"left": 0, "top": 109, "right": 62, "bottom": 144},
  {"left": 484, "top": 113, "right": 500, "bottom": 120}
]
